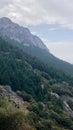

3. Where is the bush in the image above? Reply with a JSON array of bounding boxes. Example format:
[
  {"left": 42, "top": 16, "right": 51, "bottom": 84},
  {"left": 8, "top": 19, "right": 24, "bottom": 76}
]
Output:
[{"left": 0, "top": 111, "right": 26, "bottom": 130}]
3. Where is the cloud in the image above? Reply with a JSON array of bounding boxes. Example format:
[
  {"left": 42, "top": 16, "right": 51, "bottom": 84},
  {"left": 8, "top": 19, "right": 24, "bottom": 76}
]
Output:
[
  {"left": 0, "top": 0, "right": 12, "bottom": 8},
  {"left": 43, "top": 38, "right": 73, "bottom": 63},
  {"left": 49, "top": 27, "right": 59, "bottom": 31},
  {"left": 0, "top": 0, "right": 73, "bottom": 63},
  {"left": 0, "top": 0, "right": 73, "bottom": 29}
]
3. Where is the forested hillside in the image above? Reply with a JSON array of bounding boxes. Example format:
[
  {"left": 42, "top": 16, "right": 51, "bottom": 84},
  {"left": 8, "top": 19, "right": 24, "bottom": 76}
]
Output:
[
  {"left": 0, "top": 36, "right": 73, "bottom": 130},
  {"left": 0, "top": 17, "right": 73, "bottom": 76}
]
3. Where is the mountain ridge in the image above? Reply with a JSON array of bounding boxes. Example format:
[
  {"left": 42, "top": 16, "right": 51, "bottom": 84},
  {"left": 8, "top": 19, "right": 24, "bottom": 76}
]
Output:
[
  {"left": 0, "top": 17, "right": 48, "bottom": 50},
  {"left": 0, "top": 17, "right": 73, "bottom": 76}
]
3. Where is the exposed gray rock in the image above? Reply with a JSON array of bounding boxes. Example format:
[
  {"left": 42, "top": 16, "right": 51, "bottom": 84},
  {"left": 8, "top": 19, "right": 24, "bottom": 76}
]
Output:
[
  {"left": 50, "top": 91, "right": 73, "bottom": 116},
  {"left": 64, "top": 101, "right": 73, "bottom": 116},
  {"left": 0, "top": 85, "right": 24, "bottom": 106},
  {"left": 50, "top": 91, "right": 59, "bottom": 98},
  {"left": 0, "top": 17, "right": 48, "bottom": 51}
]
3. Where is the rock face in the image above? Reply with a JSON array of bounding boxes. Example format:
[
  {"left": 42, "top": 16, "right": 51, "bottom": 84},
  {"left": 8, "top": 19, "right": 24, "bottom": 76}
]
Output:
[
  {"left": 0, "top": 85, "right": 24, "bottom": 105},
  {"left": 0, "top": 17, "right": 48, "bottom": 50},
  {"left": 1, "top": 17, "right": 73, "bottom": 77},
  {"left": 50, "top": 91, "right": 73, "bottom": 116}
]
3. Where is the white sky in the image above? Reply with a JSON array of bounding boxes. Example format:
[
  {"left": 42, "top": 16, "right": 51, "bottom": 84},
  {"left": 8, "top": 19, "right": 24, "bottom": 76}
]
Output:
[{"left": 0, "top": 0, "right": 73, "bottom": 63}]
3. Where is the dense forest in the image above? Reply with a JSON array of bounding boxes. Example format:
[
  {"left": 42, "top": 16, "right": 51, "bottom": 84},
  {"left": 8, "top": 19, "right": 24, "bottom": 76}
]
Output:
[{"left": 0, "top": 36, "right": 73, "bottom": 130}]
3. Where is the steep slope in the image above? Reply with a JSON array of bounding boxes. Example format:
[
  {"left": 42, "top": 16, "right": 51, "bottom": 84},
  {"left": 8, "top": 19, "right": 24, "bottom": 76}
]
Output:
[
  {"left": 0, "top": 84, "right": 73, "bottom": 130},
  {"left": 1, "top": 36, "right": 73, "bottom": 130},
  {"left": 0, "top": 85, "right": 35, "bottom": 130},
  {"left": 0, "top": 36, "right": 73, "bottom": 98},
  {"left": 0, "top": 17, "right": 73, "bottom": 76},
  {"left": 0, "top": 17, "right": 47, "bottom": 50}
]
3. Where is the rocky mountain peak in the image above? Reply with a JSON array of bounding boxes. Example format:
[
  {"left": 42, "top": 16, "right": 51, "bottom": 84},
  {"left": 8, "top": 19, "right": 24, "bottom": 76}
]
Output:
[
  {"left": 0, "top": 17, "right": 12, "bottom": 24},
  {"left": 0, "top": 17, "right": 48, "bottom": 51}
]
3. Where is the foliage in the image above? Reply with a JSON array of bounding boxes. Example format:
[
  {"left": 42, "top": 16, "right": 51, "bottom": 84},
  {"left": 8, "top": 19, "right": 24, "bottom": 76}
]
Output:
[
  {"left": 0, "top": 97, "right": 37, "bottom": 130},
  {"left": 0, "top": 36, "right": 73, "bottom": 130}
]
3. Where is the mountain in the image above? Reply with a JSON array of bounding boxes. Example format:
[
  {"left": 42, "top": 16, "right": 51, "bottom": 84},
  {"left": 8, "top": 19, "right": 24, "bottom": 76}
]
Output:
[
  {"left": 0, "top": 17, "right": 47, "bottom": 50},
  {"left": 0, "top": 17, "right": 73, "bottom": 76},
  {"left": 0, "top": 37, "right": 73, "bottom": 130},
  {"left": 1, "top": 16, "right": 73, "bottom": 130}
]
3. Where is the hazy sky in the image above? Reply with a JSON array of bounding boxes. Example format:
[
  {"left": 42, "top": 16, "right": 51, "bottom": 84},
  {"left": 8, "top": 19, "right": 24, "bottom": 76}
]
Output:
[{"left": 0, "top": 0, "right": 73, "bottom": 63}]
